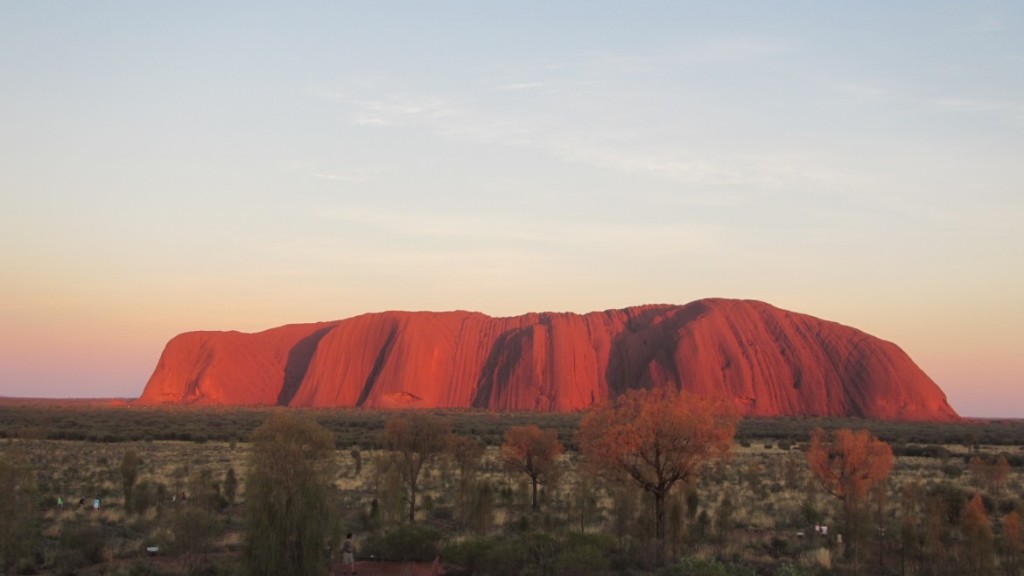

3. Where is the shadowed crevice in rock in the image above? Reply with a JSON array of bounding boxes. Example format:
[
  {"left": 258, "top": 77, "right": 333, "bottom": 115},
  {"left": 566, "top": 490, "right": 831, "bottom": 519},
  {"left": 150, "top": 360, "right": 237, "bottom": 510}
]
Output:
[
  {"left": 472, "top": 327, "right": 527, "bottom": 409},
  {"left": 277, "top": 326, "right": 335, "bottom": 406},
  {"left": 604, "top": 302, "right": 708, "bottom": 398},
  {"left": 357, "top": 325, "right": 399, "bottom": 407}
]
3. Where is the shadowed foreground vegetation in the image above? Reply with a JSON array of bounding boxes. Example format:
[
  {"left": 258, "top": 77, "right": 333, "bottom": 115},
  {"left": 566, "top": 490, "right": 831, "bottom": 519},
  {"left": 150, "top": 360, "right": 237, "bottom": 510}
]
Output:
[{"left": 1, "top": 402, "right": 1023, "bottom": 575}]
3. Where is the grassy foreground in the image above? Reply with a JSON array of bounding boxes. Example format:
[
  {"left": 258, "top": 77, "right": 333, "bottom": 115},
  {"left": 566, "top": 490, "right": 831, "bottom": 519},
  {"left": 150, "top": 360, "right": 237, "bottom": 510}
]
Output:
[{"left": 1, "top": 405, "right": 1023, "bottom": 575}]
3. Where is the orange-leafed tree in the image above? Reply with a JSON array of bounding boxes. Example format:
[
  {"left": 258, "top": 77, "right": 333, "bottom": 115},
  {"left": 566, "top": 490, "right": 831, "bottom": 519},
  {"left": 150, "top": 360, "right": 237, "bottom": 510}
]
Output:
[
  {"left": 1002, "top": 510, "right": 1022, "bottom": 576},
  {"left": 971, "top": 454, "right": 1012, "bottom": 496},
  {"left": 500, "top": 425, "right": 564, "bottom": 512},
  {"left": 577, "top": 387, "right": 736, "bottom": 565},
  {"left": 807, "top": 428, "right": 894, "bottom": 559},
  {"left": 806, "top": 428, "right": 894, "bottom": 504},
  {"left": 994, "top": 455, "right": 1011, "bottom": 495},
  {"left": 961, "top": 493, "right": 995, "bottom": 576}
]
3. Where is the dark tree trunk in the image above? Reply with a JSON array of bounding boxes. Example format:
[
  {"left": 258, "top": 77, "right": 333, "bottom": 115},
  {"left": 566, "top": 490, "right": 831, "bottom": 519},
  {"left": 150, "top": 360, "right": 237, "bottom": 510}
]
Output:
[{"left": 655, "top": 490, "right": 666, "bottom": 566}]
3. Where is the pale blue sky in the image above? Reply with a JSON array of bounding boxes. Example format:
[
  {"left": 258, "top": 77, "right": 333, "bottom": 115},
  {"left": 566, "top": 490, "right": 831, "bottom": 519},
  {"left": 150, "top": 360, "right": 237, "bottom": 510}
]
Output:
[{"left": 1, "top": 2, "right": 1022, "bottom": 416}]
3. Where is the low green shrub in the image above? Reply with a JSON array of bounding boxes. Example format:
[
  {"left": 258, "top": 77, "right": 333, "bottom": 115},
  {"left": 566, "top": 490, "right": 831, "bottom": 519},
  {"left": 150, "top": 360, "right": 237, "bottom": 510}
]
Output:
[
  {"left": 441, "top": 536, "right": 498, "bottom": 574},
  {"left": 658, "top": 556, "right": 757, "bottom": 576},
  {"left": 56, "top": 521, "right": 106, "bottom": 574},
  {"left": 552, "top": 532, "right": 615, "bottom": 576},
  {"left": 367, "top": 523, "right": 443, "bottom": 562}
]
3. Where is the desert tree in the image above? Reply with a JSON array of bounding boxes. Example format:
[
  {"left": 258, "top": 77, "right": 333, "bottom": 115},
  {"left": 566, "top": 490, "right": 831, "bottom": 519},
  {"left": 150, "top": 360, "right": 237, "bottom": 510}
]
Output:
[
  {"left": 568, "top": 461, "right": 600, "bottom": 533},
  {"left": 806, "top": 428, "right": 894, "bottom": 563},
  {"left": 969, "top": 456, "right": 986, "bottom": 489},
  {"left": 923, "top": 492, "right": 953, "bottom": 576},
  {"left": 120, "top": 449, "right": 142, "bottom": 513},
  {"left": 350, "top": 448, "right": 363, "bottom": 477},
  {"left": 899, "top": 482, "right": 925, "bottom": 576},
  {"left": 714, "top": 491, "right": 736, "bottom": 553},
  {"left": 448, "top": 434, "right": 484, "bottom": 485},
  {"left": 993, "top": 455, "right": 1011, "bottom": 495},
  {"left": 188, "top": 466, "right": 224, "bottom": 511},
  {"left": 500, "top": 424, "right": 564, "bottom": 513},
  {"left": 467, "top": 479, "right": 496, "bottom": 534},
  {"left": 783, "top": 455, "right": 804, "bottom": 490},
  {"left": 1002, "top": 510, "right": 1022, "bottom": 576},
  {"left": 223, "top": 466, "right": 238, "bottom": 506},
  {"left": 172, "top": 506, "right": 222, "bottom": 571},
  {"left": 971, "top": 454, "right": 1011, "bottom": 496},
  {"left": 447, "top": 434, "right": 484, "bottom": 527},
  {"left": 244, "top": 412, "right": 336, "bottom": 576},
  {"left": 382, "top": 412, "right": 451, "bottom": 523},
  {"left": 607, "top": 481, "right": 642, "bottom": 539},
  {"left": 577, "top": 387, "right": 736, "bottom": 565},
  {"left": 961, "top": 493, "right": 995, "bottom": 576},
  {"left": 371, "top": 454, "right": 406, "bottom": 526},
  {"left": 0, "top": 448, "right": 39, "bottom": 576}
]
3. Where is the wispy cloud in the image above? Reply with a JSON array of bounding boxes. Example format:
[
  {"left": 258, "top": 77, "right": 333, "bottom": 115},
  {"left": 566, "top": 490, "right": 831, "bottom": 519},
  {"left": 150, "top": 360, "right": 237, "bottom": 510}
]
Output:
[
  {"left": 317, "top": 206, "right": 726, "bottom": 256},
  {"left": 278, "top": 159, "right": 374, "bottom": 184},
  {"left": 831, "top": 80, "right": 896, "bottom": 103},
  {"left": 316, "top": 84, "right": 830, "bottom": 195},
  {"left": 498, "top": 82, "right": 545, "bottom": 92},
  {"left": 931, "top": 96, "right": 1024, "bottom": 119},
  {"left": 337, "top": 93, "right": 464, "bottom": 127},
  {"left": 308, "top": 172, "right": 368, "bottom": 183},
  {"left": 310, "top": 39, "right": 880, "bottom": 208}
]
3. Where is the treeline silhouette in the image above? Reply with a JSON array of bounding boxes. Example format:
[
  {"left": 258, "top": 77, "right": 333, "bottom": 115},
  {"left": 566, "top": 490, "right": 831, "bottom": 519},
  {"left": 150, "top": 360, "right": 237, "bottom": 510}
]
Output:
[{"left": 2, "top": 404, "right": 1023, "bottom": 449}]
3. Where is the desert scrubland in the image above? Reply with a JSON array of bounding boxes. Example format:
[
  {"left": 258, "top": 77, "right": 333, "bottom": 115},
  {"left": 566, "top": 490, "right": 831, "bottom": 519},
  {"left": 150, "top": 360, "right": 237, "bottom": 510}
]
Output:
[{"left": 2, "top": 404, "right": 1024, "bottom": 576}]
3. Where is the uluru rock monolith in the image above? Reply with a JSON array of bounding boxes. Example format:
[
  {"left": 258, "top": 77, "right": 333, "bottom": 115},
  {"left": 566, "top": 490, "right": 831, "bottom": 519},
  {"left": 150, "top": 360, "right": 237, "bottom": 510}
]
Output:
[{"left": 136, "top": 299, "right": 959, "bottom": 421}]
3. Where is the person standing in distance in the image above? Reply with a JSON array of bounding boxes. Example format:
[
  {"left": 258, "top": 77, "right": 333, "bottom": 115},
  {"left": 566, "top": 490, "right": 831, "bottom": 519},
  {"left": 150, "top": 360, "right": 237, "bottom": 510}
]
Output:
[{"left": 341, "top": 533, "right": 355, "bottom": 575}]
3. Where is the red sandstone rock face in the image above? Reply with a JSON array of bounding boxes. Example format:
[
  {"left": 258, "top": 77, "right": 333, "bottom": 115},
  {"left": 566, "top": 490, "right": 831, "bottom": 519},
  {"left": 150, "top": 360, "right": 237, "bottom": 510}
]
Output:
[
  {"left": 136, "top": 299, "right": 960, "bottom": 421},
  {"left": 137, "top": 322, "right": 339, "bottom": 405}
]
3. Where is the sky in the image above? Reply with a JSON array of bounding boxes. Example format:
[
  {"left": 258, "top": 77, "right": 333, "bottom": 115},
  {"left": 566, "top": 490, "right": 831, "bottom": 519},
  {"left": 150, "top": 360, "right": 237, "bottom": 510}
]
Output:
[{"left": 1, "top": 2, "right": 1021, "bottom": 417}]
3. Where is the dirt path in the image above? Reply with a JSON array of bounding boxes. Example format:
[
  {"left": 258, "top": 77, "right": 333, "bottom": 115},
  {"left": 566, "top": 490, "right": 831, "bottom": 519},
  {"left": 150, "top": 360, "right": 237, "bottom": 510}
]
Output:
[{"left": 330, "top": 559, "right": 446, "bottom": 576}]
